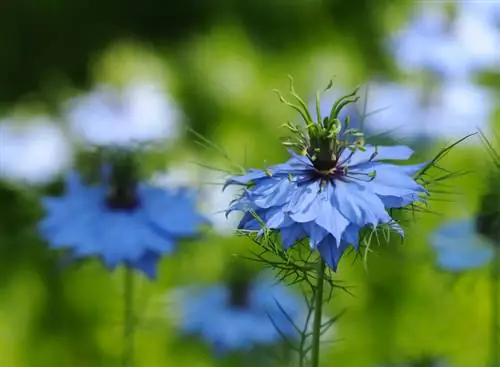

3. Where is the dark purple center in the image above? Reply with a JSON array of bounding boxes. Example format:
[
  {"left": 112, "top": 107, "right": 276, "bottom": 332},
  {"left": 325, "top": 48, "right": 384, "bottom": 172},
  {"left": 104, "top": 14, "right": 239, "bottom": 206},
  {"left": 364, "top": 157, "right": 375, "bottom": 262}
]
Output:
[
  {"left": 106, "top": 185, "right": 140, "bottom": 210},
  {"left": 228, "top": 279, "right": 251, "bottom": 309}
]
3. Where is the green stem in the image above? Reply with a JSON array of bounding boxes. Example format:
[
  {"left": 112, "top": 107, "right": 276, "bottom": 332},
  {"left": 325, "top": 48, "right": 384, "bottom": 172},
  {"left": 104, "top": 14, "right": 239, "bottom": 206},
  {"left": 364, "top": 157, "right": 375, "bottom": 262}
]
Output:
[
  {"left": 311, "top": 259, "right": 326, "bottom": 367},
  {"left": 492, "top": 245, "right": 500, "bottom": 367},
  {"left": 123, "top": 266, "right": 135, "bottom": 367}
]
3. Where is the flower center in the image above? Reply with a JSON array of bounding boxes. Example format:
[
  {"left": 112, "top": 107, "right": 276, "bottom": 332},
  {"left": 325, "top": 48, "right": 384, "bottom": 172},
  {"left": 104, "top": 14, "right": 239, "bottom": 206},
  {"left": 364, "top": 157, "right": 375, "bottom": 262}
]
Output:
[
  {"left": 106, "top": 184, "right": 140, "bottom": 210},
  {"left": 228, "top": 278, "right": 251, "bottom": 309}
]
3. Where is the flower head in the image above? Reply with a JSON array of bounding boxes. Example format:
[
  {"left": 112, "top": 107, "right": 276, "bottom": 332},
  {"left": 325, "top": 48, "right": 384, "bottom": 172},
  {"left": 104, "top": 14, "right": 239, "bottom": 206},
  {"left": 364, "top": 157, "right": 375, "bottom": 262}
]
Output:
[
  {"left": 390, "top": 2, "right": 500, "bottom": 79},
  {"left": 224, "top": 81, "right": 428, "bottom": 270},
  {"left": 0, "top": 117, "right": 73, "bottom": 184},
  {"left": 39, "top": 164, "right": 207, "bottom": 278},
  {"left": 169, "top": 273, "right": 304, "bottom": 353},
  {"left": 365, "top": 81, "right": 493, "bottom": 142},
  {"left": 65, "top": 81, "right": 181, "bottom": 147},
  {"left": 430, "top": 218, "right": 494, "bottom": 272}
]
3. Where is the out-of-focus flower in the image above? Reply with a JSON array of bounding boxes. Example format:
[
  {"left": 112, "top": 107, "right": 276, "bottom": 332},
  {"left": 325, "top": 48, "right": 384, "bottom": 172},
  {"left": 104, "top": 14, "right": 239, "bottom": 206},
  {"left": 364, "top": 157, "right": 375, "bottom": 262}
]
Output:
[
  {"left": 169, "top": 274, "right": 304, "bottom": 352},
  {"left": 430, "top": 218, "right": 494, "bottom": 272},
  {"left": 65, "top": 81, "right": 181, "bottom": 147},
  {"left": 366, "top": 81, "right": 493, "bottom": 141},
  {"left": 391, "top": 2, "right": 500, "bottom": 79},
  {"left": 225, "top": 89, "right": 428, "bottom": 270},
  {"left": 39, "top": 170, "right": 207, "bottom": 278},
  {"left": 152, "top": 165, "right": 241, "bottom": 236},
  {"left": 363, "top": 82, "right": 431, "bottom": 140},
  {"left": 0, "top": 118, "right": 72, "bottom": 184}
]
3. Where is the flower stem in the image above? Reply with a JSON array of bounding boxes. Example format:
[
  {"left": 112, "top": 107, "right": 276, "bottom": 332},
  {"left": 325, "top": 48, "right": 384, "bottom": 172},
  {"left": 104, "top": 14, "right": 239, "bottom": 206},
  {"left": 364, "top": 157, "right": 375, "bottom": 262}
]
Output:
[
  {"left": 123, "top": 266, "right": 135, "bottom": 367},
  {"left": 311, "top": 259, "right": 326, "bottom": 367},
  {"left": 491, "top": 245, "right": 500, "bottom": 367}
]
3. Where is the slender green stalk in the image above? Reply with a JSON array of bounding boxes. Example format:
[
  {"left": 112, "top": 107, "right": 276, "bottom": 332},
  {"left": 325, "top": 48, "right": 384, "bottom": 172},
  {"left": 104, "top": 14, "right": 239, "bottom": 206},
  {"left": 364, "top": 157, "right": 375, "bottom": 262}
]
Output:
[
  {"left": 491, "top": 245, "right": 500, "bottom": 367},
  {"left": 123, "top": 266, "right": 135, "bottom": 367},
  {"left": 311, "top": 259, "right": 326, "bottom": 367}
]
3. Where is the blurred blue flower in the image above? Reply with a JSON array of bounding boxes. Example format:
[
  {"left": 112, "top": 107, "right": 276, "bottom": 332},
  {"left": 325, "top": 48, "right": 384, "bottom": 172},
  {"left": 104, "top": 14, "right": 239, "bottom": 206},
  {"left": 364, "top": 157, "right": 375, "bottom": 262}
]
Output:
[
  {"left": 390, "top": 2, "right": 500, "bottom": 79},
  {"left": 170, "top": 275, "right": 304, "bottom": 352},
  {"left": 39, "top": 172, "right": 206, "bottom": 278},
  {"left": 365, "top": 81, "right": 493, "bottom": 142},
  {"left": 225, "top": 144, "right": 427, "bottom": 270},
  {"left": 0, "top": 117, "right": 73, "bottom": 184},
  {"left": 430, "top": 217, "right": 494, "bottom": 272},
  {"left": 65, "top": 81, "right": 181, "bottom": 147}
]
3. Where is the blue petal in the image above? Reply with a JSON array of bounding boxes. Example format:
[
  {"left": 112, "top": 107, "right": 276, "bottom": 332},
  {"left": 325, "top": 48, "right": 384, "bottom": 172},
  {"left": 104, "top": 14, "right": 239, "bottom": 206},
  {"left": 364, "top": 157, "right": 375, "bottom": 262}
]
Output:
[
  {"left": 287, "top": 180, "right": 325, "bottom": 223},
  {"left": 260, "top": 206, "right": 287, "bottom": 229},
  {"left": 300, "top": 222, "right": 330, "bottom": 249},
  {"left": 342, "top": 224, "right": 361, "bottom": 248},
  {"left": 144, "top": 187, "right": 206, "bottom": 237},
  {"left": 333, "top": 179, "right": 391, "bottom": 228},
  {"left": 317, "top": 236, "right": 350, "bottom": 270},
  {"left": 250, "top": 177, "right": 293, "bottom": 209},
  {"left": 339, "top": 145, "right": 414, "bottom": 167},
  {"left": 435, "top": 247, "right": 494, "bottom": 272},
  {"left": 309, "top": 183, "right": 350, "bottom": 241},
  {"left": 352, "top": 165, "right": 427, "bottom": 207},
  {"left": 280, "top": 224, "right": 307, "bottom": 249},
  {"left": 223, "top": 169, "right": 272, "bottom": 188},
  {"left": 130, "top": 252, "right": 160, "bottom": 278},
  {"left": 223, "top": 152, "right": 313, "bottom": 189}
]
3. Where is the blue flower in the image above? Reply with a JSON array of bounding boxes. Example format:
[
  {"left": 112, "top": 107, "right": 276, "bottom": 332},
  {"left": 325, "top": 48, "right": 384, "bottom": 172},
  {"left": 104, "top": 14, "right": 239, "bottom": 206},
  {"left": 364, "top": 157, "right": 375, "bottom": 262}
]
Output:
[
  {"left": 365, "top": 81, "right": 492, "bottom": 142},
  {"left": 225, "top": 85, "right": 428, "bottom": 270},
  {"left": 430, "top": 217, "right": 494, "bottom": 272},
  {"left": 225, "top": 145, "right": 427, "bottom": 270},
  {"left": 171, "top": 274, "right": 304, "bottom": 352},
  {"left": 39, "top": 172, "right": 206, "bottom": 278},
  {"left": 390, "top": 2, "right": 500, "bottom": 80}
]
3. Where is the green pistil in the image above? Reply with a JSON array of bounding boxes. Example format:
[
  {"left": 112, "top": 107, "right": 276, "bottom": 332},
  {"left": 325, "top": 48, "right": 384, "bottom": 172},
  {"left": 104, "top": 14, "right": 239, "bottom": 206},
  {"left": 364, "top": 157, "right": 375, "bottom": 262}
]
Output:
[{"left": 275, "top": 76, "right": 365, "bottom": 160}]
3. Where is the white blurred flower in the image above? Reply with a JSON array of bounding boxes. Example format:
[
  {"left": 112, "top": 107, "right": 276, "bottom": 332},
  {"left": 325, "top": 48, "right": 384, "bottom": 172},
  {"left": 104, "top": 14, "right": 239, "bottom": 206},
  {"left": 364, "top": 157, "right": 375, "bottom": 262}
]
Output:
[
  {"left": 152, "top": 165, "right": 240, "bottom": 236},
  {"left": 365, "top": 81, "right": 493, "bottom": 141},
  {"left": 426, "top": 81, "right": 494, "bottom": 140},
  {"left": 364, "top": 82, "right": 430, "bottom": 140},
  {"left": 65, "top": 81, "right": 181, "bottom": 147},
  {"left": 391, "top": 2, "right": 500, "bottom": 79},
  {"left": 0, "top": 118, "right": 73, "bottom": 184}
]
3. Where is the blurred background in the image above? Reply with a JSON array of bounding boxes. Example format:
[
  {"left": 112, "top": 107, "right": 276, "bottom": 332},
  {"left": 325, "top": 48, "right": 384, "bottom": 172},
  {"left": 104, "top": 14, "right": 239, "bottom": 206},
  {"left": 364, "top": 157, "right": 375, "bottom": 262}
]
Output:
[{"left": 0, "top": 0, "right": 499, "bottom": 366}]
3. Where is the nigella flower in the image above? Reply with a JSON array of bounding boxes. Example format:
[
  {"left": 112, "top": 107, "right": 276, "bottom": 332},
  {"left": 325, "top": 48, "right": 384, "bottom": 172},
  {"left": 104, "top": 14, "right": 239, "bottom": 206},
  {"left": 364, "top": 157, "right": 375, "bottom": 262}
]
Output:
[
  {"left": 39, "top": 162, "right": 207, "bottom": 278},
  {"left": 430, "top": 218, "right": 494, "bottom": 272},
  {"left": 366, "top": 81, "right": 492, "bottom": 142},
  {"left": 390, "top": 1, "right": 500, "bottom": 80},
  {"left": 431, "top": 160, "right": 499, "bottom": 272},
  {"left": 224, "top": 83, "right": 428, "bottom": 270},
  {"left": 169, "top": 273, "right": 304, "bottom": 353},
  {"left": 0, "top": 117, "right": 73, "bottom": 184},
  {"left": 65, "top": 81, "right": 181, "bottom": 147}
]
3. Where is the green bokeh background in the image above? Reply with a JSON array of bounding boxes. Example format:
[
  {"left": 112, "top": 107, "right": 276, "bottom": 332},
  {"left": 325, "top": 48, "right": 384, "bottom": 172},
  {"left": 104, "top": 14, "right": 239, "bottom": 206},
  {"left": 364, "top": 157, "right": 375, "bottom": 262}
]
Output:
[{"left": 0, "top": 1, "right": 499, "bottom": 366}]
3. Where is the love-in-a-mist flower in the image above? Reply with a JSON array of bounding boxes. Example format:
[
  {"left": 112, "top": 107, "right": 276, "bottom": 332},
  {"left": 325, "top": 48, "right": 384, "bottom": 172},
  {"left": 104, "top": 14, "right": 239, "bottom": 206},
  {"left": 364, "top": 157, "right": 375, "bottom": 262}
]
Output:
[
  {"left": 169, "top": 273, "right": 304, "bottom": 353},
  {"left": 0, "top": 117, "right": 72, "bottom": 184},
  {"left": 224, "top": 82, "right": 428, "bottom": 270},
  {"left": 390, "top": 1, "right": 500, "bottom": 79},
  {"left": 39, "top": 154, "right": 207, "bottom": 278},
  {"left": 65, "top": 81, "right": 180, "bottom": 147},
  {"left": 365, "top": 81, "right": 492, "bottom": 142},
  {"left": 430, "top": 218, "right": 494, "bottom": 272},
  {"left": 430, "top": 169, "right": 499, "bottom": 272}
]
